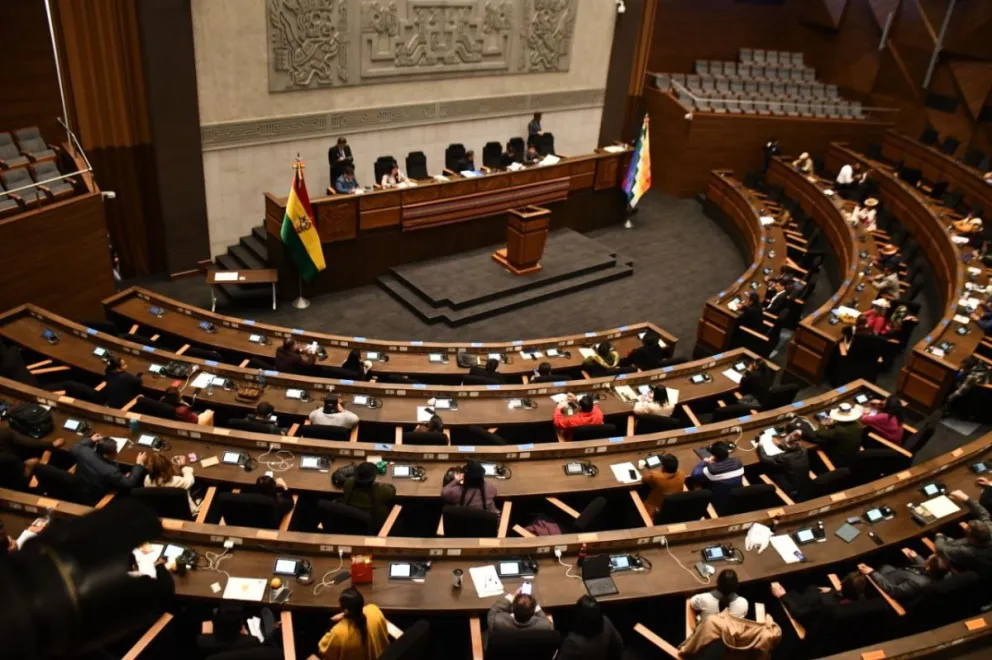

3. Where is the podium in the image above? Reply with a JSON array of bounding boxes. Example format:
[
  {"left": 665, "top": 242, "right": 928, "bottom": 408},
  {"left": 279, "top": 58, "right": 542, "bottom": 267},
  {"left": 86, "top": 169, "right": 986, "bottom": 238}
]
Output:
[{"left": 492, "top": 206, "right": 550, "bottom": 275}]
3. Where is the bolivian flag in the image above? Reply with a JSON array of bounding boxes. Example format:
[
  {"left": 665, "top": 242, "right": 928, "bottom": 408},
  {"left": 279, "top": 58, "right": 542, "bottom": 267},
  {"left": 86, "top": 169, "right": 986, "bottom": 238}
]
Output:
[
  {"left": 623, "top": 114, "right": 652, "bottom": 209},
  {"left": 280, "top": 164, "right": 326, "bottom": 282}
]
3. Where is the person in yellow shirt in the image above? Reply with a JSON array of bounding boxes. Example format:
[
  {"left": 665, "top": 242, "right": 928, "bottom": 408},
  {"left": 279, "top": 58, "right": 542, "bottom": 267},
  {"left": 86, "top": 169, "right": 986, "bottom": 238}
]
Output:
[{"left": 318, "top": 588, "right": 390, "bottom": 660}]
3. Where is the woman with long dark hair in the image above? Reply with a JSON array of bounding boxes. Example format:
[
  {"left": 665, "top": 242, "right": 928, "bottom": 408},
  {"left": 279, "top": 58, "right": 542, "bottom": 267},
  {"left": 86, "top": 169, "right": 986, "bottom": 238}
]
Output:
[
  {"left": 861, "top": 394, "right": 906, "bottom": 444},
  {"left": 441, "top": 460, "right": 499, "bottom": 514},
  {"left": 557, "top": 595, "right": 624, "bottom": 659},
  {"left": 689, "top": 569, "right": 748, "bottom": 618},
  {"left": 318, "top": 587, "right": 390, "bottom": 659}
]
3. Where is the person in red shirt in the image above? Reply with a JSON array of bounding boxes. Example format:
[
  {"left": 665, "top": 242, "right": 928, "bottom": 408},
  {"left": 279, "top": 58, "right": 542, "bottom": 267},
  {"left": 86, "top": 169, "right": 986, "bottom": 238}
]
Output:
[
  {"left": 862, "top": 298, "right": 891, "bottom": 336},
  {"left": 553, "top": 393, "right": 603, "bottom": 440}
]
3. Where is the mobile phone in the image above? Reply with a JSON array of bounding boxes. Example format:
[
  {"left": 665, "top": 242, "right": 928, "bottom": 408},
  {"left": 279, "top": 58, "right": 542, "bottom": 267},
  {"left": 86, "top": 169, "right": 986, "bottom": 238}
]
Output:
[
  {"left": 520, "top": 581, "right": 533, "bottom": 596},
  {"left": 846, "top": 516, "right": 861, "bottom": 525},
  {"left": 42, "top": 329, "right": 59, "bottom": 343},
  {"left": 564, "top": 462, "right": 585, "bottom": 476},
  {"left": 273, "top": 558, "right": 301, "bottom": 576},
  {"left": 972, "top": 462, "right": 989, "bottom": 474},
  {"left": 149, "top": 306, "right": 165, "bottom": 317},
  {"left": 199, "top": 321, "right": 215, "bottom": 332},
  {"left": 392, "top": 464, "right": 413, "bottom": 478},
  {"left": 272, "top": 586, "right": 291, "bottom": 604},
  {"left": 868, "top": 531, "right": 884, "bottom": 546},
  {"left": 628, "top": 468, "right": 638, "bottom": 481},
  {"left": 854, "top": 394, "right": 869, "bottom": 404}
]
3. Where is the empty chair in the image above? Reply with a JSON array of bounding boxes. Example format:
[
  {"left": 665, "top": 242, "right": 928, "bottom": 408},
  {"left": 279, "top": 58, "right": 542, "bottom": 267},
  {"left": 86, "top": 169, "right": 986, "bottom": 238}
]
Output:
[
  {"left": 129, "top": 396, "right": 181, "bottom": 419},
  {"left": 766, "top": 51, "right": 778, "bottom": 65},
  {"left": 725, "top": 99, "right": 742, "bottom": 114},
  {"left": 654, "top": 73, "right": 671, "bottom": 92},
  {"left": 538, "top": 132, "right": 554, "bottom": 155},
  {"left": 722, "top": 484, "right": 781, "bottom": 515},
  {"left": 315, "top": 500, "right": 376, "bottom": 535},
  {"left": 32, "top": 464, "right": 96, "bottom": 505},
  {"left": 791, "top": 52, "right": 803, "bottom": 67},
  {"left": 61, "top": 380, "right": 108, "bottom": 405},
  {"left": 13, "top": 126, "right": 57, "bottom": 161},
  {"left": 738, "top": 64, "right": 752, "bottom": 79},
  {"left": 686, "top": 74, "right": 701, "bottom": 91},
  {"left": 695, "top": 60, "right": 709, "bottom": 75},
  {"left": 298, "top": 424, "right": 351, "bottom": 441},
  {"left": 730, "top": 80, "right": 744, "bottom": 96},
  {"left": 184, "top": 345, "right": 225, "bottom": 362},
  {"left": 0, "top": 167, "right": 41, "bottom": 206},
  {"left": 0, "top": 181, "right": 20, "bottom": 217},
  {"left": 963, "top": 148, "right": 985, "bottom": 168},
  {"left": 374, "top": 156, "right": 397, "bottom": 184},
  {"left": 379, "top": 620, "right": 431, "bottom": 660},
  {"left": 130, "top": 487, "right": 195, "bottom": 521},
  {"left": 635, "top": 413, "right": 687, "bottom": 434},
  {"left": 919, "top": 127, "right": 939, "bottom": 145},
  {"left": 805, "top": 467, "right": 853, "bottom": 499},
  {"left": 825, "top": 84, "right": 839, "bottom": 98},
  {"left": 444, "top": 143, "right": 466, "bottom": 171},
  {"left": 402, "top": 430, "right": 448, "bottom": 445},
  {"left": 405, "top": 151, "right": 428, "bottom": 179},
  {"left": 508, "top": 136, "right": 525, "bottom": 159},
  {"left": 710, "top": 404, "right": 752, "bottom": 423},
  {"left": 740, "top": 47, "right": 754, "bottom": 63},
  {"left": 215, "top": 492, "right": 285, "bottom": 529},
  {"left": 803, "top": 68, "right": 815, "bottom": 81},
  {"left": 485, "top": 628, "right": 561, "bottom": 660},
  {"left": 654, "top": 489, "right": 712, "bottom": 524},
  {"left": 440, "top": 505, "right": 500, "bottom": 537},
  {"left": 0, "top": 133, "right": 29, "bottom": 169},
  {"left": 570, "top": 423, "right": 618, "bottom": 442},
  {"left": 753, "top": 49, "right": 766, "bottom": 64},
  {"left": 760, "top": 384, "right": 800, "bottom": 410},
  {"left": 724, "top": 62, "right": 737, "bottom": 78},
  {"left": 940, "top": 137, "right": 960, "bottom": 156},
  {"left": 29, "top": 160, "right": 74, "bottom": 200},
  {"left": 482, "top": 141, "right": 502, "bottom": 169},
  {"left": 797, "top": 102, "right": 813, "bottom": 117}
]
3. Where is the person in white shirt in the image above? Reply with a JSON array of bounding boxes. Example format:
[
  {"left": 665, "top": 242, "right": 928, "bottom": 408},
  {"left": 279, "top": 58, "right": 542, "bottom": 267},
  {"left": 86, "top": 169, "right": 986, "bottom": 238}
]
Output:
[
  {"left": 850, "top": 197, "right": 878, "bottom": 229},
  {"left": 836, "top": 162, "right": 855, "bottom": 187},
  {"left": 309, "top": 394, "right": 360, "bottom": 429},
  {"left": 634, "top": 385, "right": 675, "bottom": 417},
  {"left": 792, "top": 152, "right": 814, "bottom": 176},
  {"left": 690, "top": 569, "right": 749, "bottom": 619},
  {"left": 380, "top": 163, "right": 409, "bottom": 188},
  {"left": 144, "top": 453, "right": 198, "bottom": 515}
]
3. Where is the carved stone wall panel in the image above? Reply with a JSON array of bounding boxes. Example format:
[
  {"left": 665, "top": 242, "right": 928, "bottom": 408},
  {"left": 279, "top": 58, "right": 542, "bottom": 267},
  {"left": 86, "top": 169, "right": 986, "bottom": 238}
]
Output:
[{"left": 266, "top": 0, "right": 577, "bottom": 92}]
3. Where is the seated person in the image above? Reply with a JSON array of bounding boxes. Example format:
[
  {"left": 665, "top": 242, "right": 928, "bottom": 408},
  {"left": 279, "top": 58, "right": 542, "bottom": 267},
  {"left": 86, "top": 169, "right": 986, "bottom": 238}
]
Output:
[
  {"left": 862, "top": 298, "right": 892, "bottom": 335},
  {"left": 530, "top": 361, "right": 557, "bottom": 384},
  {"left": 144, "top": 453, "right": 198, "bottom": 515},
  {"left": 380, "top": 163, "right": 409, "bottom": 187},
  {"left": 341, "top": 348, "right": 371, "bottom": 380},
  {"left": 328, "top": 136, "right": 353, "bottom": 182},
  {"left": 954, "top": 212, "right": 983, "bottom": 235},
  {"left": 858, "top": 552, "right": 949, "bottom": 601},
  {"left": 245, "top": 401, "right": 282, "bottom": 434},
  {"left": 935, "top": 488, "right": 992, "bottom": 577},
  {"left": 876, "top": 243, "right": 900, "bottom": 271},
  {"left": 764, "top": 276, "right": 799, "bottom": 315},
  {"left": 456, "top": 149, "right": 476, "bottom": 172},
  {"left": 414, "top": 414, "right": 444, "bottom": 435},
  {"left": 624, "top": 332, "right": 666, "bottom": 370},
  {"left": 582, "top": 341, "right": 619, "bottom": 374},
  {"left": 553, "top": 393, "right": 604, "bottom": 440},
  {"left": 441, "top": 460, "right": 499, "bottom": 515},
  {"left": 309, "top": 394, "right": 360, "bottom": 429},
  {"left": 835, "top": 161, "right": 861, "bottom": 190},
  {"left": 690, "top": 569, "right": 748, "bottom": 618},
  {"left": 318, "top": 587, "right": 390, "bottom": 659},
  {"left": 738, "top": 292, "right": 766, "bottom": 332},
  {"left": 103, "top": 355, "right": 142, "bottom": 408},
  {"left": 641, "top": 453, "right": 685, "bottom": 519},
  {"left": 249, "top": 475, "right": 295, "bottom": 519},
  {"left": 872, "top": 264, "right": 901, "bottom": 299},
  {"left": 198, "top": 603, "right": 271, "bottom": 656},
  {"left": 0, "top": 519, "right": 17, "bottom": 555},
  {"left": 486, "top": 588, "right": 552, "bottom": 649},
  {"left": 340, "top": 462, "right": 396, "bottom": 526},
  {"left": 524, "top": 144, "right": 540, "bottom": 164},
  {"left": 679, "top": 609, "right": 781, "bottom": 658},
  {"left": 634, "top": 385, "right": 675, "bottom": 417},
  {"left": 975, "top": 297, "right": 992, "bottom": 334},
  {"left": 758, "top": 429, "right": 809, "bottom": 500},
  {"left": 797, "top": 403, "right": 864, "bottom": 467},
  {"left": 500, "top": 143, "right": 516, "bottom": 169},
  {"left": 469, "top": 357, "right": 505, "bottom": 384},
  {"left": 689, "top": 441, "right": 743, "bottom": 507},
  {"left": 738, "top": 361, "right": 772, "bottom": 408},
  {"left": 792, "top": 152, "right": 814, "bottom": 176},
  {"left": 861, "top": 395, "right": 905, "bottom": 443},
  {"left": 333, "top": 165, "right": 361, "bottom": 194},
  {"left": 557, "top": 595, "right": 624, "bottom": 660},
  {"left": 274, "top": 337, "right": 316, "bottom": 374},
  {"left": 69, "top": 434, "right": 147, "bottom": 501},
  {"left": 162, "top": 386, "right": 198, "bottom": 424},
  {"left": 771, "top": 572, "right": 867, "bottom": 625},
  {"left": 850, "top": 197, "right": 878, "bottom": 228}
]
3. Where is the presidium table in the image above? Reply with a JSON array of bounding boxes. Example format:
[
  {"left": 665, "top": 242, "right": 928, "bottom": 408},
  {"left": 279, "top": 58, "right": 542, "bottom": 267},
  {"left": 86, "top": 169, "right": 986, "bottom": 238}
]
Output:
[{"left": 263, "top": 148, "right": 631, "bottom": 297}]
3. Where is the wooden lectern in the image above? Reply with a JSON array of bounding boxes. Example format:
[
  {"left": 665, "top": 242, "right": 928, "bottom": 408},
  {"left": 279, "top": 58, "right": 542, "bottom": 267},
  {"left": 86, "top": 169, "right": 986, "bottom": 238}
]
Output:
[{"left": 492, "top": 206, "right": 550, "bottom": 275}]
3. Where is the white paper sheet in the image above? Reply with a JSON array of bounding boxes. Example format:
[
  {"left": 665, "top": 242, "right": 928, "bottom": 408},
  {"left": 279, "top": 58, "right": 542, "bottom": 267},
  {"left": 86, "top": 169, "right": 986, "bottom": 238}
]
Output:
[
  {"left": 416, "top": 406, "right": 433, "bottom": 422},
  {"left": 722, "top": 369, "right": 743, "bottom": 384},
  {"left": 578, "top": 347, "right": 596, "bottom": 359},
  {"left": 758, "top": 432, "right": 783, "bottom": 456},
  {"left": 538, "top": 155, "right": 561, "bottom": 166},
  {"left": 469, "top": 565, "right": 504, "bottom": 598},
  {"left": 191, "top": 373, "right": 215, "bottom": 389},
  {"left": 432, "top": 174, "right": 449, "bottom": 182},
  {"left": 223, "top": 577, "right": 268, "bottom": 602},
  {"left": 214, "top": 272, "right": 239, "bottom": 282},
  {"left": 110, "top": 437, "right": 129, "bottom": 453},
  {"left": 760, "top": 216, "right": 776, "bottom": 226},
  {"left": 247, "top": 617, "right": 265, "bottom": 643},
  {"left": 921, "top": 495, "right": 961, "bottom": 519},
  {"left": 954, "top": 315, "right": 971, "bottom": 324},
  {"left": 550, "top": 393, "right": 569, "bottom": 404},
  {"left": 666, "top": 387, "right": 680, "bottom": 405},
  {"left": 460, "top": 170, "right": 480, "bottom": 177},
  {"left": 611, "top": 462, "right": 641, "bottom": 484},
  {"left": 834, "top": 305, "right": 861, "bottom": 318},
  {"left": 770, "top": 535, "right": 803, "bottom": 564},
  {"left": 132, "top": 544, "right": 164, "bottom": 578}
]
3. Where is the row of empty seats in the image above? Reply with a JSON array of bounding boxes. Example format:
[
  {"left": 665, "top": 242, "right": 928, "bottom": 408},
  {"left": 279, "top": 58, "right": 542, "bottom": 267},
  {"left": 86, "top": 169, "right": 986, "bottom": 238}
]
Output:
[
  {"left": 672, "top": 86, "right": 864, "bottom": 119},
  {"left": 673, "top": 74, "right": 840, "bottom": 101},
  {"left": 695, "top": 60, "right": 816, "bottom": 82},
  {"left": 0, "top": 126, "right": 76, "bottom": 216},
  {"left": 919, "top": 126, "right": 992, "bottom": 171},
  {"left": 739, "top": 47, "right": 806, "bottom": 68},
  {"left": 0, "top": 126, "right": 57, "bottom": 167}
]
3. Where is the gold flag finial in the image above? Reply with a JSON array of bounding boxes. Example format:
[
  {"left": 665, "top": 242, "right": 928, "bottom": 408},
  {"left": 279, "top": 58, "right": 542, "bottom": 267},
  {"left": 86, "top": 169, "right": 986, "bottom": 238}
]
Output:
[{"left": 292, "top": 154, "right": 305, "bottom": 171}]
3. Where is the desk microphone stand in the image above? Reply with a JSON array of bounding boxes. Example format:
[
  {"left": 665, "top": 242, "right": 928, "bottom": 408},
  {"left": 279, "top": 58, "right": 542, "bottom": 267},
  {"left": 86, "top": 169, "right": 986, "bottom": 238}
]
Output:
[{"left": 292, "top": 274, "right": 310, "bottom": 309}]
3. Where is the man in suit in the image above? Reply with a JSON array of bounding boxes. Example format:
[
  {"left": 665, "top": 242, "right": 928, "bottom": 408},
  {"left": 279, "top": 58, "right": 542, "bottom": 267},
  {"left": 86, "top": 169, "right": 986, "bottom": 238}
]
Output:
[
  {"left": 524, "top": 144, "right": 541, "bottom": 164},
  {"left": 797, "top": 403, "right": 864, "bottom": 467},
  {"left": 500, "top": 142, "right": 516, "bottom": 169},
  {"left": 935, "top": 488, "right": 992, "bottom": 577},
  {"left": 857, "top": 551, "right": 948, "bottom": 601},
  {"left": 486, "top": 588, "right": 552, "bottom": 649},
  {"left": 70, "top": 435, "right": 147, "bottom": 501},
  {"left": 469, "top": 358, "right": 504, "bottom": 384},
  {"left": 738, "top": 292, "right": 766, "bottom": 331},
  {"left": 771, "top": 571, "right": 867, "bottom": 626},
  {"left": 624, "top": 332, "right": 666, "bottom": 370},
  {"left": 329, "top": 137, "right": 353, "bottom": 183},
  {"left": 334, "top": 165, "right": 361, "bottom": 194},
  {"left": 456, "top": 149, "right": 476, "bottom": 173},
  {"left": 531, "top": 362, "right": 557, "bottom": 384}
]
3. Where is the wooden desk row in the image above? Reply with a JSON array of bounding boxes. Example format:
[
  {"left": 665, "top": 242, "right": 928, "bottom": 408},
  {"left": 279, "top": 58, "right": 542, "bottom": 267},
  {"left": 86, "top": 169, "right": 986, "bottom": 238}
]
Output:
[
  {"left": 1, "top": 426, "right": 985, "bottom": 612},
  {"left": 104, "top": 287, "right": 678, "bottom": 381},
  {"left": 826, "top": 143, "right": 991, "bottom": 410},
  {"left": 883, "top": 130, "right": 992, "bottom": 217},
  {"left": 697, "top": 170, "right": 791, "bottom": 353},
  {"left": 0, "top": 374, "right": 886, "bottom": 502},
  {"left": 0, "top": 305, "right": 753, "bottom": 430},
  {"left": 765, "top": 158, "right": 882, "bottom": 383}
]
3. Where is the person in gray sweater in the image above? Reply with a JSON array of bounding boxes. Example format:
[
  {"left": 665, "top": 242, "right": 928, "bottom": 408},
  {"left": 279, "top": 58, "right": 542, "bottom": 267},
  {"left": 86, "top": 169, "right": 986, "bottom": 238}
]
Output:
[
  {"left": 858, "top": 550, "right": 949, "bottom": 601},
  {"left": 935, "top": 489, "right": 992, "bottom": 578},
  {"left": 557, "top": 596, "right": 623, "bottom": 660},
  {"left": 486, "top": 589, "right": 551, "bottom": 649}
]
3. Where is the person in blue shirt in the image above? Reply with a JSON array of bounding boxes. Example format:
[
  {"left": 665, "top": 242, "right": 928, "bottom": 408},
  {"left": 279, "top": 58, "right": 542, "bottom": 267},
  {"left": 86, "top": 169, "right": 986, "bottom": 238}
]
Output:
[
  {"left": 528, "top": 112, "right": 543, "bottom": 138},
  {"left": 690, "top": 441, "right": 744, "bottom": 510},
  {"left": 334, "top": 165, "right": 360, "bottom": 194},
  {"left": 975, "top": 297, "right": 992, "bottom": 333}
]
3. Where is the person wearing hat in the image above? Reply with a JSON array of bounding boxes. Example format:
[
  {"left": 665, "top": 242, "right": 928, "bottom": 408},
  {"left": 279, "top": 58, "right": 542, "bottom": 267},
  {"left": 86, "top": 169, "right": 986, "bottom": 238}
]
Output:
[
  {"left": 862, "top": 298, "right": 892, "bottom": 336},
  {"left": 851, "top": 198, "right": 878, "bottom": 229},
  {"left": 872, "top": 264, "right": 901, "bottom": 299},
  {"left": 791, "top": 152, "right": 814, "bottom": 176},
  {"left": 954, "top": 212, "right": 984, "bottom": 236},
  {"left": 441, "top": 460, "right": 499, "bottom": 515},
  {"left": 341, "top": 461, "right": 396, "bottom": 528},
  {"left": 798, "top": 403, "right": 865, "bottom": 468},
  {"left": 875, "top": 242, "right": 900, "bottom": 271}
]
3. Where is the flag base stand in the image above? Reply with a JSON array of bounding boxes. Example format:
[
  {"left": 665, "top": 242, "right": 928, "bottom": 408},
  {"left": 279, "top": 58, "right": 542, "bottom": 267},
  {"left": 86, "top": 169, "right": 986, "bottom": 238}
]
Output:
[
  {"left": 624, "top": 204, "right": 636, "bottom": 230},
  {"left": 292, "top": 276, "right": 310, "bottom": 309}
]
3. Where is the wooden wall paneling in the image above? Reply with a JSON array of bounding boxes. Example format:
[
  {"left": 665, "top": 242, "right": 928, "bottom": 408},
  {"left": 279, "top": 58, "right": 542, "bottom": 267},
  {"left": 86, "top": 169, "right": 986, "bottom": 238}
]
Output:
[{"left": 0, "top": 1, "right": 64, "bottom": 139}]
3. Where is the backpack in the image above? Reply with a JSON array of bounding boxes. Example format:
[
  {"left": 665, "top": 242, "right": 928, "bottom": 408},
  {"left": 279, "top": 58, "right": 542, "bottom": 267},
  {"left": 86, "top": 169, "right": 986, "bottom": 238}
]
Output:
[
  {"left": 331, "top": 463, "right": 357, "bottom": 488},
  {"left": 9, "top": 403, "right": 54, "bottom": 439}
]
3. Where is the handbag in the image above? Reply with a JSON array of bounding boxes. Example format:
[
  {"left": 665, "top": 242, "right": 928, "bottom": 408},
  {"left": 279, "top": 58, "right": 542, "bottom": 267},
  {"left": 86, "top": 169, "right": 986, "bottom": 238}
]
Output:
[{"left": 331, "top": 463, "right": 357, "bottom": 488}]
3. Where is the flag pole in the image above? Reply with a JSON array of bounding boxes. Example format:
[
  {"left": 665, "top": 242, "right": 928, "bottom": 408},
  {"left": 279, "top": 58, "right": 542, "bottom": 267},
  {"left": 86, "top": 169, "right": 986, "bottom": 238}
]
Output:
[{"left": 290, "top": 154, "right": 311, "bottom": 310}]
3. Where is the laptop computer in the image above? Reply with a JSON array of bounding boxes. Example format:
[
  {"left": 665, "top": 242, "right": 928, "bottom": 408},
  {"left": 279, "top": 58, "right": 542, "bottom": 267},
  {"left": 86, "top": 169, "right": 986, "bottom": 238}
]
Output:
[{"left": 582, "top": 554, "right": 618, "bottom": 598}]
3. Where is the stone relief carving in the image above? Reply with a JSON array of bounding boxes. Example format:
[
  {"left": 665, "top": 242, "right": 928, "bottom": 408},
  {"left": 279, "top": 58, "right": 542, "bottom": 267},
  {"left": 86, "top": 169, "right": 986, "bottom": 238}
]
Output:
[{"left": 267, "top": 0, "right": 576, "bottom": 92}]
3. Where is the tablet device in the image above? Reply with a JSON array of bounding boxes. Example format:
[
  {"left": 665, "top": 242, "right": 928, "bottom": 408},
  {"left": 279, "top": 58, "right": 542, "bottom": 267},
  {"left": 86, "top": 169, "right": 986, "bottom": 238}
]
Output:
[
  {"left": 137, "top": 434, "right": 160, "bottom": 448},
  {"left": 149, "top": 364, "right": 164, "bottom": 374},
  {"left": 249, "top": 334, "right": 265, "bottom": 344},
  {"left": 163, "top": 544, "right": 185, "bottom": 560},
  {"left": 63, "top": 419, "right": 82, "bottom": 432},
  {"left": 690, "top": 374, "right": 708, "bottom": 384},
  {"left": 497, "top": 560, "right": 521, "bottom": 577},
  {"left": 300, "top": 456, "right": 325, "bottom": 470},
  {"left": 734, "top": 361, "right": 748, "bottom": 372},
  {"left": 433, "top": 398, "right": 452, "bottom": 410},
  {"left": 644, "top": 455, "right": 662, "bottom": 469},
  {"left": 392, "top": 465, "right": 413, "bottom": 478},
  {"left": 93, "top": 347, "right": 108, "bottom": 358},
  {"left": 564, "top": 462, "right": 584, "bottom": 476},
  {"left": 286, "top": 389, "right": 305, "bottom": 400},
  {"left": 702, "top": 546, "right": 726, "bottom": 562},
  {"left": 520, "top": 581, "right": 533, "bottom": 595},
  {"left": 482, "top": 463, "right": 499, "bottom": 477},
  {"left": 222, "top": 451, "right": 243, "bottom": 465},
  {"left": 795, "top": 528, "right": 816, "bottom": 545},
  {"left": 957, "top": 326, "right": 970, "bottom": 336},
  {"left": 273, "top": 558, "right": 300, "bottom": 576},
  {"left": 610, "top": 555, "right": 632, "bottom": 571},
  {"left": 428, "top": 353, "right": 445, "bottom": 363},
  {"left": 972, "top": 462, "right": 990, "bottom": 474},
  {"left": 388, "top": 563, "right": 413, "bottom": 579},
  {"left": 487, "top": 353, "right": 502, "bottom": 361},
  {"left": 366, "top": 351, "right": 380, "bottom": 360},
  {"left": 864, "top": 508, "right": 885, "bottom": 523},
  {"left": 353, "top": 394, "right": 369, "bottom": 406},
  {"left": 854, "top": 393, "right": 869, "bottom": 404},
  {"left": 546, "top": 348, "right": 561, "bottom": 357}
]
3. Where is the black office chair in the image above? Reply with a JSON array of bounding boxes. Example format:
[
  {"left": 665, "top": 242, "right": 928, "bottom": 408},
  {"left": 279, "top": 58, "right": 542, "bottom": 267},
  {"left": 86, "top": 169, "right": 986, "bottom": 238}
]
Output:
[
  {"left": 805, "top": 467, "right": 852, "bottom": 499},
  {"left": 462, "top": 374, "right": 501, "bottom": 386},
  {"left": 569, "top": 424, "right": 618, "bottom": 442},
  {"left": 374, "top": 156, "right": 397, "bottom": 184},
  {"left": 228, "top": 418, "right": 282, "bottom": 435},
  {"left": 445, "top": 143, "right": 466, "bottom": 172},
  {"left": 298, "top": 424, "right": 351, "bottom": 441},
  {"left": 940, "top": 136, "right": 960, "bottom": 156},
  {"left": 634, "top": 414, "right": 687, "bottom": 434},
  {"left": 903, "top": 423, "right": 936, "bottom": 455},
  {"left": 61, "top": 380, "right": 108, "bottom": 406},
  {"left": 380, "top": 619, "right": 431, "bottom": 660},
  {"left": 851, "top": 448, "right": 909, "bottom": 486},
  {"left": 32, "top": 464, "right": 95, "bottom": 505},
  {"left": 710, "top": 404, "right": 752, "bottom": 423},
  {"left": 315, "top": 500, "right": 375, "bottom": 535},
  {"left": 802, "top": 600, "right": 893, "bottom": 657},
  {"left": 929, "top": 180, "right": 949, "bottom": 200},
  {"left": 81, "top": 320, "right": 120, "bottom": 335},
  {"left": 215, "top": 492, "right": 284, "bottom": 529},
  {"left": 406, "top": 151, "right": 428, "bottom": 180},
  {"left": 653, "top": 489, "right": 712, "bottom": 524},
  {"left": 760, "top": 384, "right": 800, "bottom": 410},
  {"left": 441, "top": 505, "right": 500, "bottom": 537},
  {"left": 538, "top": 133, "right": 555, "bottom": 156},
  {"left": 482, "top": 141, "right": 503, "bottom": 169},
  {"left": 402, "top": 431, "right": 448, "bottom": 446},
  {"left": 865, "top": 143, "right": 883, "bottom": 161},
  {"left": 205, "top": 647, "right": 281, "bottom": 660},
  {"left": 919, "top": 127, "right": 939, "bottom": 146},
  {"left": 486, "top": 628, "right": 561, "bottom": 660},
  {"left": 462, "top": 426, "right": 509, "bottom": 446},
  {"left": 245, "top": 357, "right": 275, "bottom": 371},
  {"left": 130, "top": 487, "right": 194, "bottom": 521},
  {"left": 131, "top": 396, "right": 185, "bottom": 420},
  {"left": 722, "top": 484, "right": 781, "bottom": 516},
  {"left": 0, "top": 452, "right": 29, "bottom": 492},
  {"left": 508, "top": 136, "right": 525, "bottom": 160},
  {"left": 569, "top": 496, "right": 607, "bottom": 533},
  {"left": 184, "top": 346, "right": 225, "bottom": 362}
]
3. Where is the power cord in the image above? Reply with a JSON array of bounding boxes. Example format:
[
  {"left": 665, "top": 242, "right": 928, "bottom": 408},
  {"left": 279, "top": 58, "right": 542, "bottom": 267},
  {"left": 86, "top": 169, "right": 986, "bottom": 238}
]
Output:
[
  {"left": 554, "top": 548, "right": 582, "bottom": 580},
  {"left": 258, "top": 446, "right": 295, "bottom": 472},
  {"left": 660, "top": 537, "right": 711, "bottom": 585},
  {"left": 313, "top": 548, "right": 346, "bottom": 596},
  {"left": 199, "top": 546, "right": 234, "bottom": 584}
]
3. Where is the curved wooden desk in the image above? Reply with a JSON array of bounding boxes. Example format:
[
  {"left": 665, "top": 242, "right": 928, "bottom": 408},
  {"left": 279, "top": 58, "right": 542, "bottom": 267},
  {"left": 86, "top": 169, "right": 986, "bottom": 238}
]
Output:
[
  {"left": 765, "top": 158, "right": 881, "bottom": 382},
  {"left": 697, "top": 170, "right": 790, "bottom": 353},
  {"left": 0, "top": 306, "right": 754, "bottom": 434},
  {"left": 826, "top": 143, "right": 991, "bottom": 410},
  {"left": 104, "top": 288, "right": 678, "bottom": 381},
  {"left": 883, "top": 130, "right": 992, "bottom": 216}
]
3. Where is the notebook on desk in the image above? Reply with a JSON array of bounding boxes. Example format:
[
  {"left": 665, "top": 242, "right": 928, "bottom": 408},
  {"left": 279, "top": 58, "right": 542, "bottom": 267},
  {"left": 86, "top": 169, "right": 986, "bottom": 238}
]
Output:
[{"left": 582, "top": 554, "right": 618, "bottom": 598}]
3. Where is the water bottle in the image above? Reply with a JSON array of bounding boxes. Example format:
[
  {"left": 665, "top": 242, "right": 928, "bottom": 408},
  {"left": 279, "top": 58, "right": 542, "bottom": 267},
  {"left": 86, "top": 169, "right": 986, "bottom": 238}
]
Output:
[
  {"left": 258, "top": 368, "right": 266, "bottom": 388},
  {"left": 129, "top": 418, "right": 139, "bottom": 434}
]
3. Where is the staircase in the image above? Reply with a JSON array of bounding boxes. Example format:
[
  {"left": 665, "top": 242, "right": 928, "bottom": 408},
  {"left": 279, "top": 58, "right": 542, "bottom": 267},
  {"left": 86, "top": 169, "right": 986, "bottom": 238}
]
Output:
[{"left": 208, "top": 225, "right": 273, "bottom": 308}]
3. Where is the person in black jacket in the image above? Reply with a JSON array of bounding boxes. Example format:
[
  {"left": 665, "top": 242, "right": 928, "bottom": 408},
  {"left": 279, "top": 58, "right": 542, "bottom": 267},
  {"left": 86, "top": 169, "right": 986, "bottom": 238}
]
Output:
[
  {"left": 249, "top": 475, "right": 295, "bottom": 519},
  {"left": 242, "top": 401, "right": 283, "bottom": 435},
  {"left": 102, "top": 356, "right": 143, "bottom": 408},
  {"left": 771, "top": 571, "right": 867, "bottom": 626},
  {"left": 469, "top": 358, "right": 504, "bottom": 384},
  {"left": 69, "top": 435, "right": 147, "bottom": 501},
  {"left": 738, "top": 361, "right": 773, "bottom": 408},
  {"left": 738, "top": 292, "right": 766, "bottom": 332},
  {"left": 329, "top": 136, "right": 354, "bottom": 183},
  {"left": 857, "top": 551, "right": 948, "bottom": 601},
  {"left": 531, "top": 362, "right": 557, "bottom": 384},
  {"left": 557, "top": 596, "right": 623, "bottom": 660},
  {"left": 758, "top": 430, "right": 809, "bottom": 500},
  {"left": 624, "top": 332, "right": 666, "bottom": 370}
]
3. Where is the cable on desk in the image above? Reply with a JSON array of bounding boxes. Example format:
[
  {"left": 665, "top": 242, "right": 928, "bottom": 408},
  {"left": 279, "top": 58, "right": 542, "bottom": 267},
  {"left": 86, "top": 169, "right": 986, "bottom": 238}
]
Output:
[
  {"left": 313, "top": 551, "right": 346, "bottom": 596},
  {"left": 663, "top": 538, "right": 711, "bottom": 585},
  {"left": 258, "top": 447, "right": 295, "bottom": 472},
  {"left": 200, "top": 548, "right": 233, "bottom": 583},
  {"left": 556, "top": 555, "right": 582, "bottom": 581}
]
